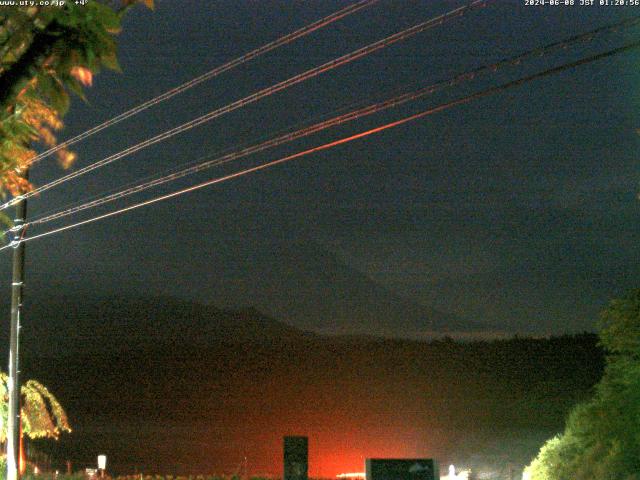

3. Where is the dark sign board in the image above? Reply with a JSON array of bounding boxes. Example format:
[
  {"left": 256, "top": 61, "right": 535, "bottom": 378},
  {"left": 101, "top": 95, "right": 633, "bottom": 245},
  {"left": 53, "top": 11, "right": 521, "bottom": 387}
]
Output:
[
  {"left": 284, "top": 436, "right": 308, "bottom": 480},
  {"left": 366, "top": 459, "right": 439, "bottom": 480}
]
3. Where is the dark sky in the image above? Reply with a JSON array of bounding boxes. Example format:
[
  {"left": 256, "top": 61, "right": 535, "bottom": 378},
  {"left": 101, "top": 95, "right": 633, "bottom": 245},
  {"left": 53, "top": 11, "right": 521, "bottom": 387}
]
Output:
[{"left": 3, "top": 0, "right": 640, "bottom": 338}]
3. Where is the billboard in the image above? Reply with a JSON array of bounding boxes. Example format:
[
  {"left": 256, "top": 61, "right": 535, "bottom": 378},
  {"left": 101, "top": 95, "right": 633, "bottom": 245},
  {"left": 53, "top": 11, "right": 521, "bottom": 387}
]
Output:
[
  {"left": 365, "top": 459, "right": 439, "bottom": 480},
  {"left": 284, "top": 436, "right": 308, "bottom": 480}
]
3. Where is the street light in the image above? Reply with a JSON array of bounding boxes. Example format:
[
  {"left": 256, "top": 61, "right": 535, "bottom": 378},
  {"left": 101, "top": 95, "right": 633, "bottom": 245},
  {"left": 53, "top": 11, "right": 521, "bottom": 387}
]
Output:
[{"left": 97, "top": 455, "right": 107, "bottom": 478}]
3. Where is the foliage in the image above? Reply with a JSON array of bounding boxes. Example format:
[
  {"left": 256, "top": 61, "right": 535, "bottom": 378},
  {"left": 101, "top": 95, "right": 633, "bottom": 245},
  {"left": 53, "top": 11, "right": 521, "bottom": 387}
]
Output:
[
  {"left": 0, "top": 458, "right": 86, "bottom": 480},
  {"left": 0, "top": 371, "right": 70, "bottom": 441},
  {"left": 0, "top": 0, "right": 152, "bottom": 201},
  {"left": 524, "top": 289, "right": 640, "bottom": 480}
]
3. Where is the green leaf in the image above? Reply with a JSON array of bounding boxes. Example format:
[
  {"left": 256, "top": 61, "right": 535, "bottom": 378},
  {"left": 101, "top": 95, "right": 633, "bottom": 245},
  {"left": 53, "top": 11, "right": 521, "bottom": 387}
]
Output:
[
  {"left": 100, "top": 50, "right": 121, "bottom": 72},
  {"left": 121, "top": 0, "right": 154, "bottom": 11},
  {"left": 51, "top": 85, "right": 71, "bottom": 113},
  {"left": 92, "top": 3, "right": 121, "bottom": 34},
  {"left": 61, "top": 75, "right": 86, "bottom": 103},
  {"left": 0, "top": 208, "right": 11, "bottom": 224}
]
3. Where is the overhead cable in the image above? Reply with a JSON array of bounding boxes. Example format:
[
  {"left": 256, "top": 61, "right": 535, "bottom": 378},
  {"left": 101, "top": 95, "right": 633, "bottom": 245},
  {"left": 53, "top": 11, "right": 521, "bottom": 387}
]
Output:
[
  {"left": 25, "top": 0, "right": 380, "bottom": 167},
  {"left": 3, "top": 39, "right": 638, "bottom": 251},
  {"left": 18, "top": 15, "right": 640, "bottom": 230},
  {"left": 0, "top": 0, "right": 490, "bottom": 211}
]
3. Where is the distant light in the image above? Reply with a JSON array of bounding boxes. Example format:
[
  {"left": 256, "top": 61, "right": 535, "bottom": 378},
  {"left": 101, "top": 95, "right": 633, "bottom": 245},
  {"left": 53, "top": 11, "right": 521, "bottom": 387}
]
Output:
[
  {"left": 34, "top": 467, "right": 39, "bottom": 475},
  {"left": 445, "top": 466, "right": 469, "bottom": 480},
  {"left": 97, "top": 455, "right": 107, "bottom": 470},
  {"left": 336, "top": 473, "right": 366, "bottom": 479}
]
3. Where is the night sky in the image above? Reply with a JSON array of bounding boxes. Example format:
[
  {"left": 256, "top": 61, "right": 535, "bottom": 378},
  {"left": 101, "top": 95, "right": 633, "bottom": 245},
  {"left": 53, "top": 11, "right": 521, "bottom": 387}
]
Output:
[{"left": 3, "top": 0, "right": 640, "bottom": 339}]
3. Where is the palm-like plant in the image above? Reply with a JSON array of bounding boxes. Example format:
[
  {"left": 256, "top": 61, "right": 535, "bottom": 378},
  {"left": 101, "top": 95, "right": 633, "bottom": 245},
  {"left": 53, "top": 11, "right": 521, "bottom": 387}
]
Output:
[{"left": 0, "top": 372, "right": 71, "bottom": 441}]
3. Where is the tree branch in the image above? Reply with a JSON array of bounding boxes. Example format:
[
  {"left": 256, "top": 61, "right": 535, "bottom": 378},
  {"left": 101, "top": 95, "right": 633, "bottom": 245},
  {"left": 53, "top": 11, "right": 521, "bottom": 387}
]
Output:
[{"left": 0, "top": 19, "right": 61, "bottom": 112}]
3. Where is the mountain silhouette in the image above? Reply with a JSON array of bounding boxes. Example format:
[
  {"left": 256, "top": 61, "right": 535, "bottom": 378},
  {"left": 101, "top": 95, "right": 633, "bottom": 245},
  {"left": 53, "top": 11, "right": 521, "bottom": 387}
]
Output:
[
  {"left": 0, "top": 295, "right": 315, "bottom": 356},
  {"left": 215, "top": 241, "right": 484, "bottom": 338}
]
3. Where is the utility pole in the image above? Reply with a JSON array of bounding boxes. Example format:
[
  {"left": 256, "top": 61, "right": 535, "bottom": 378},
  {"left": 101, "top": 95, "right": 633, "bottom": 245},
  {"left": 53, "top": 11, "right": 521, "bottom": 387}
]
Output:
[{"left": 7, "top": 191, "right": 27, "bottom": 480}]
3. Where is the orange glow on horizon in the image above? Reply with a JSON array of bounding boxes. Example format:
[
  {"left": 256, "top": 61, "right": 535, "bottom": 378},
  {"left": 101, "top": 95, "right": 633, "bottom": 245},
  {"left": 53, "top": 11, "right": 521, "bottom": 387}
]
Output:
[{"left": 303, "top": 429, "right": 441, "bottom": 478}]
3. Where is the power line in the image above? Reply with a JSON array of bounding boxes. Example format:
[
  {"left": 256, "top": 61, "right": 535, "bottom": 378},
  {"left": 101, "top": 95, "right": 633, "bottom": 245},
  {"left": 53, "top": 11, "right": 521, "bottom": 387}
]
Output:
[
  {"left": 3, "top": 39, "right": 637, "bottom": 252},
  {"left": 0, "top": 0, "right": 490, "bottom": 212},
  {"left": 17, "top": 14, "right": 640, "bottom": 231},
  {"left": 20, "top": 90, "right": 434, "bottom": 228},
  {"left": 24, "top": 0, "right": 380, "bottom": 167},
  {"left": 27, "top": 99, "right": 366, "bottom": 223}
]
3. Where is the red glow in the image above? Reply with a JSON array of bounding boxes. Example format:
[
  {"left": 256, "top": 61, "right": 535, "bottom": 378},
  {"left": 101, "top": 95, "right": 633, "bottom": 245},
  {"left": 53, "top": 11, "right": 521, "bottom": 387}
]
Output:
[{"left": 308, "top": 430, "right": 440, "bottom": 478}]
